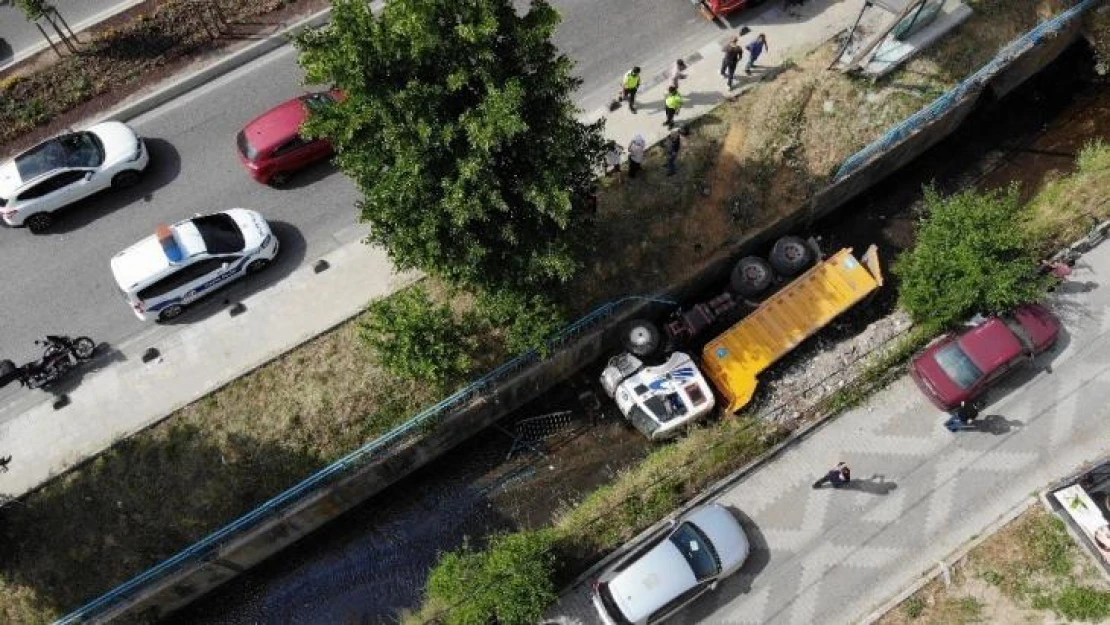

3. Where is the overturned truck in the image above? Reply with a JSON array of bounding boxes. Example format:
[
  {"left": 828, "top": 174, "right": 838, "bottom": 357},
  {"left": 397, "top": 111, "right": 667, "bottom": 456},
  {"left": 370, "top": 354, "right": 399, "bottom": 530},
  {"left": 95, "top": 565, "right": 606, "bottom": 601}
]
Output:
[{"left": 601, "top": 237, "right": 884, "bottom": 439}]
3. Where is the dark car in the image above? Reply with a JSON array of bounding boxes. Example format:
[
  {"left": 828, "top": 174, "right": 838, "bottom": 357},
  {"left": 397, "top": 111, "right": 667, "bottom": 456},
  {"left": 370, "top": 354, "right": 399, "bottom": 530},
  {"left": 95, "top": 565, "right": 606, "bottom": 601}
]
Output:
[
  {"left": 236, "top": 91, "right": 340, "bottom": 187},
  {"left": 910, "top": 304, "right": 1061, "bottom": 411}
]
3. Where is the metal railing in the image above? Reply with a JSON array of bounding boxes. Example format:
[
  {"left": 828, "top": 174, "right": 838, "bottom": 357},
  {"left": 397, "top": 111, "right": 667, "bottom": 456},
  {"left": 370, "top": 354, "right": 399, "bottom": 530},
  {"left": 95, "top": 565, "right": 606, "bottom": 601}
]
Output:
[
  {"left": 833, "top": 0, "right": 1102, "bottom": 182},
  {"left": 54, "top": 294, "right": 675, "bottom": 624}
]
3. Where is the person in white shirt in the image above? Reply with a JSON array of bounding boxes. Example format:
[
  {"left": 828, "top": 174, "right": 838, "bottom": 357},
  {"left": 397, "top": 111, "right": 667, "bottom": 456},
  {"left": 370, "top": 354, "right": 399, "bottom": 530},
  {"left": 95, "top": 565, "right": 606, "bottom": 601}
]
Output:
[{"left": 627, "top": 134, "right": 646, "bottom": 178}]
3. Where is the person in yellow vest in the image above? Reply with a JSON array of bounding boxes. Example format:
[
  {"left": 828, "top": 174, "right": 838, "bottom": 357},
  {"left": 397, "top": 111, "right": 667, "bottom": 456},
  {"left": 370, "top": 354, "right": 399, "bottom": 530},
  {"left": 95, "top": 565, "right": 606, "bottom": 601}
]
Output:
[
  {"left": 664, "top": 86, "right": 683, "bottom": 128},
  {"left": 619, "top": 66, "right": 642, "bottom": 113}
]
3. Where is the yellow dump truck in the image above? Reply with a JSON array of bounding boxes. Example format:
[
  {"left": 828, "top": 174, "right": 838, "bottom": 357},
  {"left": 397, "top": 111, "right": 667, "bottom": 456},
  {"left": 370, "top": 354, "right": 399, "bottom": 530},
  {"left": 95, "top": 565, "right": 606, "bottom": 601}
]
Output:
[
  {"left": 700, "top": 245, "right": 884, "bottom": 413},
  {"left": 600, "top": 242, "right": 883, "bottom": 440}
]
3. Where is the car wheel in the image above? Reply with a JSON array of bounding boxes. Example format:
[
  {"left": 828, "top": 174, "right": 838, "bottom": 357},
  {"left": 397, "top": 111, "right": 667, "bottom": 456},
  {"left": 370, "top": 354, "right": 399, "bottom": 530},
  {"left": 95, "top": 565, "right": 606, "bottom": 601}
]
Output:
[
  {"left": 731, "top": 256, "right": 774, "bottom": 298},
  {"left": 0, "top": 359, "right": 19, "bottom": 388},
  {"left": 111, "top": 170, "right": 142, "bottom": 189},
  {"left": 246, "top": 259, "right": 270, "bottom": 274},
  {"left": 768, "top": 236, "right": 815, "bottom": 277},
  {"left": 26, "top": 213, "right": 52, "bottom": 234},
  {"left": 622, "top": 319, "right": 661, "bottom": 358},
  {"left": 158, "top": 304, "right": 184, "bottom": 322},
  {"left": 267, "top": 171, "right": 291, "bottom": 188},
  {"left": 73, "top": 337, "right": 96, "bottom": 360}
]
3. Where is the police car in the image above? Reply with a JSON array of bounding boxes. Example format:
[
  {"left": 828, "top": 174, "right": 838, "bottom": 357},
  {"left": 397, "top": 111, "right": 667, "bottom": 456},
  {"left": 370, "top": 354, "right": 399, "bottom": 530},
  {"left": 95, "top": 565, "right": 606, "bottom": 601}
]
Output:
[{"left": 110, "top": 209, "right": 279, "bottom": 321}]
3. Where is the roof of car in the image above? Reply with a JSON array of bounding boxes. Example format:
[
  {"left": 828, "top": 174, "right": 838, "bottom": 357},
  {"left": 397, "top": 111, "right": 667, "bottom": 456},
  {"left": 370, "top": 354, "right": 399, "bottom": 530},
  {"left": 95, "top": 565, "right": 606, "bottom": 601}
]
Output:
[
  {"left": 109, "top": 218, "right": 208, "bottom": 290},
  {"left": 608, "top": 535, "right": 697, "bottom": 622},
  {"left": 241, "top": 96, "right": 312, "bottom": 155}
]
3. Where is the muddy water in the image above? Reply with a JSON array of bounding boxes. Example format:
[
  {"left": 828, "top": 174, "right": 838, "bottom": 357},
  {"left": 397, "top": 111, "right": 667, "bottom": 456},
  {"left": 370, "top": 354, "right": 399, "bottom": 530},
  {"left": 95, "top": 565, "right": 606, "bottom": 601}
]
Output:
[{"left": 167, "top": 45, "right": 1107, "bottom": 625}]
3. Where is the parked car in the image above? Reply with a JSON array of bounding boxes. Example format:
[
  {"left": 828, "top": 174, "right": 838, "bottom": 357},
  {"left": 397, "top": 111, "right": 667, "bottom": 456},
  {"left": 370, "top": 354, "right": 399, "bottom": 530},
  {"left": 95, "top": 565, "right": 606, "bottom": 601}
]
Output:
[
  {"left": 110, "top": 209, "right": 279, "bottom": 322},
  {"left": 910, "top": 304, "right": 1061, "bottom": 411},
  {"left": 592, "top": 503, "right": 749, "bottom": 625},
  {"left": 236, "top": 91, "right": 340, "bottom": 187},
  {"left": 0, "top": 121, "right": 149, "bottom": 233}
]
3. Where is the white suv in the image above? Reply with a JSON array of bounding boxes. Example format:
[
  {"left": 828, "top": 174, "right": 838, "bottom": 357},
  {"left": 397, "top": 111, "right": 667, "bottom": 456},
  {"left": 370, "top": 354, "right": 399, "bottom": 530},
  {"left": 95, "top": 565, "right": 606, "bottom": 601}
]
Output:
[
  {"left": 0, "top": 121, "right": 149, "bottom": 233},
  {"left": 110, "top": 209, "right": 279, "bottom": 321}
]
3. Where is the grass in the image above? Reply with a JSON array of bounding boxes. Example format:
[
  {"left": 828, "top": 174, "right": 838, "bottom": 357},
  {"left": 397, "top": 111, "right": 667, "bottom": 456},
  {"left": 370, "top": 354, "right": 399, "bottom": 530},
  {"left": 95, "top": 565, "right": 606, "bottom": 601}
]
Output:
[
  {"left": 1027, "top": 139, "right": 1110, "bottom": 253},
  {"left": 878, "top": 506, "right": 1110, "bottom": 625}
]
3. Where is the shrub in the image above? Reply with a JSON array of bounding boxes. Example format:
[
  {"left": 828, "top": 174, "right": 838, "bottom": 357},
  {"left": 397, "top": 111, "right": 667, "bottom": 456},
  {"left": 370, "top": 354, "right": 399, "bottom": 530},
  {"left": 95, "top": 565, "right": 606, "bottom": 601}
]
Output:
[
  {"left": 894, "top": 185, "right": 1051, "bottom": 329},
  {"left": 423, "top": 530, "right": 558, "bottom": 625},
  {"left": 476, "top": 289, "right": 567, "bottom": 356},
  {"left": 360, "top": 284, "right": 477, "bottom": 389}
]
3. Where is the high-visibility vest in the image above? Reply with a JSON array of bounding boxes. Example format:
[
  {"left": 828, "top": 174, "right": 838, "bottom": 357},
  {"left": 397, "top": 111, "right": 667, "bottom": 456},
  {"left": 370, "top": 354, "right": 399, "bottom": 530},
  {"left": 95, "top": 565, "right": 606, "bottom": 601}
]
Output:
[
  {"left": 665, "top": 92, "right": 683, "bottom": 110},
  {"left": 622, "top": 71, "right": 641, "bottom": 90}
]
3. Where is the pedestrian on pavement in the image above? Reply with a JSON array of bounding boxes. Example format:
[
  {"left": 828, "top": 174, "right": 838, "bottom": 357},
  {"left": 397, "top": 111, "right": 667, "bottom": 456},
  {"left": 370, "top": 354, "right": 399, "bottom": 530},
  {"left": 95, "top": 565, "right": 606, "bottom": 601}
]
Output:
[
  {"left": 0, "top": 455, "right": 10, "bottom": 473},
  {"left": 943, "top": 401, "right": 980, "bottom": 432},
  {"left": 665, "top": 130, "right": 681, "bottom": 176},
  {"left": 722, "top": 36, "right": 744, "bottom": 89},
  {"left": 745, "top": 33, "right": 769, "bottom": 75},
  {"left": 627, "top": 134, "right": 647, "bottom": 178},
  {"left": 604, "top": 141, "right": 624, "bottom": 176},
  {"left": 812, "top": 462, "right": 851, "bottom": 488},
  {"left": 670, "top": 58, "right": 688, "bottom": 89},
  {"left": 664, "top": 85, "right": 684, "bottom": 128},
  {"left": 619, "top": 66, "right": 642, "bottom": 113}
]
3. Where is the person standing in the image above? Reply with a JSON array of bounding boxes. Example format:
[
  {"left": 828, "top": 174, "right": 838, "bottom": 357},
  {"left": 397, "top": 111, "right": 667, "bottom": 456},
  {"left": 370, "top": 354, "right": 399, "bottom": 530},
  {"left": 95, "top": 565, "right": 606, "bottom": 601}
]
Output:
[
  {"left": 620, "top": 66, "right": 642, "bottom": 113},
  {"left": 663, "top": 86, "right": 684, "bottom": 128},
  {"left": 669, "top": 58, "right": 688, "bottom": 89},
  {"left": 722, "top": 37, "right": 743, "bottom": 89},
  {"left": 745, "top": 33, "right": 769, "bottom": 75},
  {"left": 627, "top": 134, "right": 646, "bottom": 178},
  {"left": 603, "top": 141, "right": 624, "bottom": 176},
  {"left": 944, "top": 401, "right": 980, "bottom": 432},
  {"left": 665, "top": 130, "right": 681, "bottom": 176}
]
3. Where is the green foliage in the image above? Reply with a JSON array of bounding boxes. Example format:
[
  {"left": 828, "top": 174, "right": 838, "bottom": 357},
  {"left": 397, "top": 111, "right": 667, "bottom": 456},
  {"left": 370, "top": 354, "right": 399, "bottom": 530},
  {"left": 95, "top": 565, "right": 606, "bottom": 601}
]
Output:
[
  {"left": 425, "top": 530, "right": 558, "bottom": 625},
  {"left": 902, "top": 596, "right": 925, "bottom": 618},
  {"left": 294, "top": 0, "right": 607, "bottom": 294},
  {"left": 894, "top": 185, "right": 1051, "bottom": 329},
  {"left": 360, "top": 285, "right": 477, "bottom": 388},
  {"left": 476, "top": 289, "right": 566, "bottom": 355},
  {"left": 15, "top": 0, "right": 51, "bottom": 20},
  {"left": 1052, "top": 585, "right": 1110, "bottom": 621}
]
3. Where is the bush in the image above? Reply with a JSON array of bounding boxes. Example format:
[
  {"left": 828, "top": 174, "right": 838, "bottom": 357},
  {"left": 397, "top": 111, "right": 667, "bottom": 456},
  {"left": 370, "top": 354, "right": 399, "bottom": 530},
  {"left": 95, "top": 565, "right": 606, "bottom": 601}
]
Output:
[
  {"left": 423, "top": 530, "right": 558, "bottom": 625},
  {"left": 360, "top": 284, "right": 477, "bottom": 389},
  {"left": 894, "top": 185, "right": 1051, "bottom": 329},
  {"left": 476, "top": 290, "right": 567, "bottom": 356}
]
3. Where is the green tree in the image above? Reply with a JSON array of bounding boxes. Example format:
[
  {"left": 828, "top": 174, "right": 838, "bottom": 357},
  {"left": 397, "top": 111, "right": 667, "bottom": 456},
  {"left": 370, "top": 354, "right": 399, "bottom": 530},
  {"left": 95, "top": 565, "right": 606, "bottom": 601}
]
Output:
[
  {"left": 294, "top": 0, "right": 606, "bottom": 293},
  {"left": 894, "top": 185, "right": 1051, "bottom": 329},
  {"left": 360, "top": 285, "right": 477, "bottom": 388},
  {"left": 476, "top": 289, "right": 566, "bottom": 355},
  {"left": 424, "top": 530, "right": 558, "bottom": 625}
]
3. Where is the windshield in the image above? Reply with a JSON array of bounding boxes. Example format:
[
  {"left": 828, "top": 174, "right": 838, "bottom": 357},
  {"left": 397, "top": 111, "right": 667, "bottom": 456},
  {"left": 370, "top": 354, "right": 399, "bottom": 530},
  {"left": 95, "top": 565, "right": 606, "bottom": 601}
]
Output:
[
  {"left": 669, "top": 522, "right": 721, "bottom": 581},
  {"left": 236, "top": 130, "right": 260, "bottom": 162},
  {"left": 192, "top": 213, "right": 245, "bottom": 254},
  {"left": 934, "top": 343, "right": 983, "bottom": 389},
  {"left": 16, "top": 132, "right": 104, "bottom": 180}
]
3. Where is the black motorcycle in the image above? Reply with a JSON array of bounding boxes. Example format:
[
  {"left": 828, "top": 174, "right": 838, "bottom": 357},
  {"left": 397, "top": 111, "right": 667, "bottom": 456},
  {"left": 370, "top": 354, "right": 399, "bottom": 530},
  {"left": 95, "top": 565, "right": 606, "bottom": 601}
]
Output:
[{"left": 0, "top": 335, "right": 97, "bottom": 390}]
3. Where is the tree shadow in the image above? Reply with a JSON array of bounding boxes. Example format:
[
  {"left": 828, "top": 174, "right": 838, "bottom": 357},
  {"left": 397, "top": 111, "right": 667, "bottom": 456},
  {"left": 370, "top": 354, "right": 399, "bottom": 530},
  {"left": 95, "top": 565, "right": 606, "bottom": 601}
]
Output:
[
  {"left": 97, "top": 30, "right": 180, "bottom": 61},
  {"left": 45, "top": 137, "right": 183, "bottom": 234},
  {"left": 0, "top": 422, "right": 328, "bottom": 619},
  {"left": 157, "top": 221, "right": 308, "bottom": 326}
]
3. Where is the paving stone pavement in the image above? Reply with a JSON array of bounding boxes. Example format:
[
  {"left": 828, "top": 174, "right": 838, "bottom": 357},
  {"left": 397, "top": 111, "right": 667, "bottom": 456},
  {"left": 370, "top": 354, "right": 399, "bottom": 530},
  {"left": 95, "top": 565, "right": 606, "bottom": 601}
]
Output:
[{"left": 550, "top": 242, "right": 1110, "bottom": 625}]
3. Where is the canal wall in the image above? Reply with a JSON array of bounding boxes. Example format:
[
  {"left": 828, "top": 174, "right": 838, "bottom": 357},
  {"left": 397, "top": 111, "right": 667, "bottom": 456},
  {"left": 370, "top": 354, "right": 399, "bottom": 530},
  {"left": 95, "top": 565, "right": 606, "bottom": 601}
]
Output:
[{"left": 56, "top": 1, "right": 1103, "bottom": 622}]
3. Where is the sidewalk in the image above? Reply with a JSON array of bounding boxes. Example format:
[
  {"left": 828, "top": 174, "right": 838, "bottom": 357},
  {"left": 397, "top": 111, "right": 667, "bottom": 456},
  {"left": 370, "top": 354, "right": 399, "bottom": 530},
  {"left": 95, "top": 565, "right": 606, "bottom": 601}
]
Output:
[
  {"left": 0, "top": 0, "right": 861, "bottom": 500},
  {"left": 550, "top": 243, "right": 1110, "bottom": 623}
]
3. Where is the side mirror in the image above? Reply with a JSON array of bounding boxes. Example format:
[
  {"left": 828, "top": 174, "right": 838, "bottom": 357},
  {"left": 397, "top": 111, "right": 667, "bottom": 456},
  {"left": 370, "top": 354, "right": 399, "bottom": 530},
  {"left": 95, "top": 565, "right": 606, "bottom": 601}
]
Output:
[
  {"left": 221, "top": 262, "right": 230, "bottom": 271},
  {"left": 709, "top": 581, "right": 719, "bottom": 591},
  {"left": 83, "top": 171, "right": 94, "bottom": 181}
]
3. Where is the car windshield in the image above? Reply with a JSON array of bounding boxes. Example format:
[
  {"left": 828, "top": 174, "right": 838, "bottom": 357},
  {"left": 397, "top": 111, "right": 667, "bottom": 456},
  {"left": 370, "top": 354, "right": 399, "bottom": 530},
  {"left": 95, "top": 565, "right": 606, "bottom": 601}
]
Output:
[
  {"left": 15, "top": 132, "right": 104, "bottom": 180},
  {"left": 669, "top": 521, "right": 721, "bottom": 582},
  {"left": 236, "top": 130, "right": 260, "bottom": 162},
  {"left": 1004, "top": 318, "right": 1035, "bottom": 351},
  {"left": 934, "top": 343, "right": 983, "bottom": 389},
  {"left": 192, "top": 213, "right": 245, "bottom": 254},
  {"left": 301, "top": 91, "right": 335, "bottom": 113}
]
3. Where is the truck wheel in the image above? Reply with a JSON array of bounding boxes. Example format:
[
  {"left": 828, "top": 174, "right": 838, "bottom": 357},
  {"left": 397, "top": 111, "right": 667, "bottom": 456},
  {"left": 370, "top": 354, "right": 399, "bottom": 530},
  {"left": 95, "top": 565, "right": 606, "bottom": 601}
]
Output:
[
  {"left": 622, "top": 320, "right": 661, "bottom": 358},
  {"left": 731, "top": 256, "right": 774, "bottom": 298},
  {"left": 0, "top": 359, "right": 18, "bottom": 388},
  {"left": 768, "top": 236, "right": 815, "bottom": 277}
]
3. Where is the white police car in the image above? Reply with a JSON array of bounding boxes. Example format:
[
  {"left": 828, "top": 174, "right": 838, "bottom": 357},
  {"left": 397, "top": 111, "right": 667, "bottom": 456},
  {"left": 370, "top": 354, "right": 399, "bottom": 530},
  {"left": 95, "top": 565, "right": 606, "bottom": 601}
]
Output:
[{"left": 110, "top": 209, "right": 279, "bottom": 321}]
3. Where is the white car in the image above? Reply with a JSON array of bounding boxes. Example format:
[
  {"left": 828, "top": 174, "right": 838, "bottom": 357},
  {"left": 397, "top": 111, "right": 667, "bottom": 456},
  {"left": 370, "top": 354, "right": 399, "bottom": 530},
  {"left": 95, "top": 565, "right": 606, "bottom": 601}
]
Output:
[
  {"left": 592, "top": 504, "right": 750, "bottom": 625},
  {"left": 0, "top": 121, "right": 149, "bottom": 233},
  {"left": 110, "top": 209, "right": 279, "bottom": 322}
]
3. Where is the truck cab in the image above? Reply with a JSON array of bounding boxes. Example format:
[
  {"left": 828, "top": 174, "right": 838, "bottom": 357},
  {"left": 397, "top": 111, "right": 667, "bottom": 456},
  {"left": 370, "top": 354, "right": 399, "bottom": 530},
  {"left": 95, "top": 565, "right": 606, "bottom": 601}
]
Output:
[{"left": 600, "top": 351, "right": 716, "bottom": 440}]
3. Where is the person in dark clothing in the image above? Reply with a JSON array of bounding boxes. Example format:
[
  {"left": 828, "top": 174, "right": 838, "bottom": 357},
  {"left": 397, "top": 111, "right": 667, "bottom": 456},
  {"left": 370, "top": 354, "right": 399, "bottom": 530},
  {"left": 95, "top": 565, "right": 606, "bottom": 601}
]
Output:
[
  {"left": 944, "top": 401, "right": 980, "bottom": 432},
  {"left": 0, "top": 455, "right": 10, "bottom": 473},
  {"left": 665, "top": 130, "right": 681, "bottom": 176},
  {"left": 722, "top": 36, "right": 743, "bottom": 89},
  {"left": 813, "top": 462, "right": 851, "bottom": 488}
]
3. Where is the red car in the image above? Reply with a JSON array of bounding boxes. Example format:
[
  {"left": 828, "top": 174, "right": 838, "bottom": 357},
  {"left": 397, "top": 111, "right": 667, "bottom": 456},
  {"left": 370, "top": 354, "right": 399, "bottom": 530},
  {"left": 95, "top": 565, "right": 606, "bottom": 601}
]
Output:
[
  {"left": 699, "top": 0, "right": 765, "bottom": 19},
  {"left": 910, "top": 304, "right": 1061, "bottom": 411},
  {"left": 236, "top": 91, "right": 340, "bottom": 186}
]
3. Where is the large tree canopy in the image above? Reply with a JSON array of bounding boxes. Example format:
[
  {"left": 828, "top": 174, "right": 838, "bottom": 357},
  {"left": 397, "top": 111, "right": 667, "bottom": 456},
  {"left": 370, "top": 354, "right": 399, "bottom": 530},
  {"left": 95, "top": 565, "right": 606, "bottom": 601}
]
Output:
[{"left": 295, "top": 0, "right": 606, "bottom": 292}]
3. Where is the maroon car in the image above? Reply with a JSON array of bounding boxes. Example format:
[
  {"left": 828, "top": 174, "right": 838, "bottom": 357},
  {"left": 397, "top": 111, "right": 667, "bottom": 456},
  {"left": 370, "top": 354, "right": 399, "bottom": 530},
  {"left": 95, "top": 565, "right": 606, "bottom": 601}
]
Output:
[
  {"left": 910, "top": 304, "right": 1061, "bottom": 411},
  {"left": 236, "top": 91, "right": 340, "bottom": 187}
]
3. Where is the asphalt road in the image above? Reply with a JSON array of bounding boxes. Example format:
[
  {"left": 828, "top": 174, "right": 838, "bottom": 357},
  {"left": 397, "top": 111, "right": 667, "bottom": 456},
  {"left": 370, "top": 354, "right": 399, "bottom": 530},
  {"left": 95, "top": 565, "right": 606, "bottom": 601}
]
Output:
[
  {"left": 0, "top": 0, "right": 140, "bottom": 67},
  {"left": 0, "top": 0, "right": 740, "bottom": 395}
]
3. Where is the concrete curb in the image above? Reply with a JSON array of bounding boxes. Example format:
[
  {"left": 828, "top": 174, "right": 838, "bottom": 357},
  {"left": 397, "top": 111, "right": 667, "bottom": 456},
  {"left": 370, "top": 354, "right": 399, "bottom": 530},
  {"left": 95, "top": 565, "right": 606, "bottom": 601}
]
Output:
[{"left": 104, "top": 7, "right": 332, "bottom": 124}]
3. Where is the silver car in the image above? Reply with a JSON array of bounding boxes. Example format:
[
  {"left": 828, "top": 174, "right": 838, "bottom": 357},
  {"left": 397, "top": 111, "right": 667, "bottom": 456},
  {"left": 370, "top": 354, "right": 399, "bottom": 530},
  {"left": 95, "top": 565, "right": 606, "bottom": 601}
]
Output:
[{"left": 592, "top": 503, "right": 750, "bottom": 624}]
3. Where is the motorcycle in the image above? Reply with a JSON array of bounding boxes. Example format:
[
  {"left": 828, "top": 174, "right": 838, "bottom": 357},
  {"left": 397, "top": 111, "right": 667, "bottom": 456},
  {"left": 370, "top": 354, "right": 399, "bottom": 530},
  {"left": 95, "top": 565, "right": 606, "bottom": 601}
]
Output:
[{"left": 0, "top": 335, "right": 97, "bottom": 390}]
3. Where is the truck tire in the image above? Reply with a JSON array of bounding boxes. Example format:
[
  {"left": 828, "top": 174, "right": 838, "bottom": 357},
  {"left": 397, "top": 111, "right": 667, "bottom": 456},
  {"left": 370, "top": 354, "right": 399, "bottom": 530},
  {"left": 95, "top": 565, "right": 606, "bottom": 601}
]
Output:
[
  {"left": 768, "top": 236, "right": 815, "bottom": 277},
  {"left": 622, "top": 320, "right": 661, "bottom": 358},
  {"left": 0, "top": 359, "right": 19, "bottom": 388},
  {"left": 731, "top": 256, "right": 774, "bottom": 298}
]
